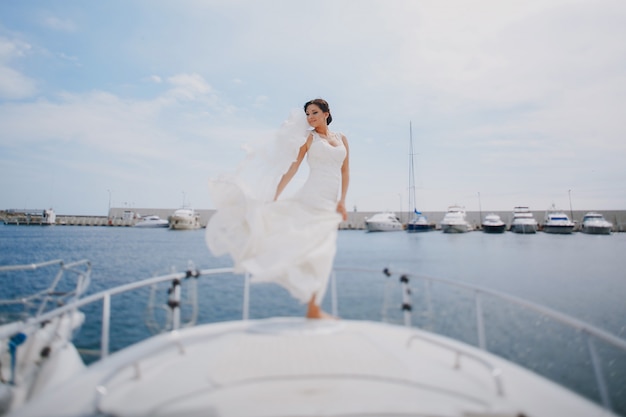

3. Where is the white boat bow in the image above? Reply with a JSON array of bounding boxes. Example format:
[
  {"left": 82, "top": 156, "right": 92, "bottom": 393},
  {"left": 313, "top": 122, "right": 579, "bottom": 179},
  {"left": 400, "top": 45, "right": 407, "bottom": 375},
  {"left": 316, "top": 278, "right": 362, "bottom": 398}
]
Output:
[{"left": 2, "top": 264, "right": 624, "bottom": 417}]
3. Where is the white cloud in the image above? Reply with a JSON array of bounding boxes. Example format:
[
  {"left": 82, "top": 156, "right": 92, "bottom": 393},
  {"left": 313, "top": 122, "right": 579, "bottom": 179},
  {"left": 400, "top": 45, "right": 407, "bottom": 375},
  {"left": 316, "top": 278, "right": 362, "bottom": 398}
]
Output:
[
  {"left": 0, "top": 73, "right": 264, "bottom": 167},
  {"left": 42, "top": 16, "right": 77, "bottom": 32},
  {"left": 0, "top": 37, "right": 36, "bottom": 99},
  {"left": 1, "top": 0, "right": 625, "bottom": 213},
  {"left": 166, "top": 73, "right": 214, "bottom": 101},
  {"left": 0, "top": 65, "right": 37, "bottom": 99},
  {"left": 253, "top": 95, "right": 269, "bottom": 108}
]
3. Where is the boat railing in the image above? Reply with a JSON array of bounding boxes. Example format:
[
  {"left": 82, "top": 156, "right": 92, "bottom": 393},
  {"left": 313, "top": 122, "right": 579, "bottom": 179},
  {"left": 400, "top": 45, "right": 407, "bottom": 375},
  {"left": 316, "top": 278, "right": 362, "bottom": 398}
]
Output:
[
  {"left": 374, "top": 266, "right": 626, "bottom": 414},
  {"left": 2, "top": 263, "right": 625, "bottom": 415},
  {"left": 0, "top": 259, "right": 92, "bottom": 322}
]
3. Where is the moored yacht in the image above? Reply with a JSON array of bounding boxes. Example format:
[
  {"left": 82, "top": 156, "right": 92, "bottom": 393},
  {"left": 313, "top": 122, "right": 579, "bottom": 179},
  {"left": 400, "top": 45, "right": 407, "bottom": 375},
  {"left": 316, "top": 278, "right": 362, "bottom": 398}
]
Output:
[
  {"left": 169, "top": 208, "right": 201, "bottom": 230},
  {"left": 365, "top": 212, "right": 404, "bottom": 232},
  {"left": 481, "top": 213, "right": 506, "bottom": 234},
  {"left": 440, "top": 205, "right": 472, "bottom": 233},
  {"left": 510, "top": 206, "right": 538, "bottom": 234},
  {"left": 542, "top": 206, "right": 575, "bottom": 234},
  {"left": 134, "top": 215, "right": 169, "bottom": 228},
  {"left": 580, "top": 212, "right": 613, "bottom": 235}
]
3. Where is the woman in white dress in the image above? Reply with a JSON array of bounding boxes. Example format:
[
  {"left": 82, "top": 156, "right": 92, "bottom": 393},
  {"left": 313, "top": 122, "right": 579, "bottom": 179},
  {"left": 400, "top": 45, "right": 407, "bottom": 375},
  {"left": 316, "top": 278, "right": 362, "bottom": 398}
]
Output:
[{"left": 206, "top": 98, "right": 350, "bottom": 319}]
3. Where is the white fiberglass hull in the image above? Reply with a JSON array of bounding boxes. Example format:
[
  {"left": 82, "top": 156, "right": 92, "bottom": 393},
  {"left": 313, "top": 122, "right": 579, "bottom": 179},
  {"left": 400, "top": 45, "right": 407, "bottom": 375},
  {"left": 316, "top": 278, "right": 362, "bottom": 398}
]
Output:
[
  {"left": 169, "top": 221, "right": 200, "bottom": 230},
  {"left": 135, "top": 220, "right": 169, "bottom": 228},
  {"left": 511, "top": 223, "right": 537, "bottom": 234},
  {"left": 543, "top": 225, "right": 575, "bottom": 234},
  {"left": 482, "top": 224, "right": 506, "bottom": 234},
  {"left": 581, "top": 225, "right": 612, "bottom": 235},
  {"left": 10, "top": 318, "right": 616, "bottom": 417},
  {"left": 441, "top": 223, "right": 471, "bottom": 233},
  {"left": 365, "top": 221, "right": 404, "bottom": 232}
]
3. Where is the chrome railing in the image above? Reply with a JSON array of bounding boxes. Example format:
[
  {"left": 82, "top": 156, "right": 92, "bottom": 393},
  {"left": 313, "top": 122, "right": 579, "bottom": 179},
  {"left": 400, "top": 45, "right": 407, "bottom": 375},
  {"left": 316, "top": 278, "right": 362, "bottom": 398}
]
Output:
[
  {"left": 376, "top": 266, "right": 626, "bottom": 413},
  {"left": 0, "top": 259, "right": 92, "bottom": 320}
]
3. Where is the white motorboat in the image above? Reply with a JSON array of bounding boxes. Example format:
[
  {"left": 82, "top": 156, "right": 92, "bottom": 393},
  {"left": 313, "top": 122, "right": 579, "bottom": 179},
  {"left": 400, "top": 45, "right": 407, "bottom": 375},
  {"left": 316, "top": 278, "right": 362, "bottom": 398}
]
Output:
[
  {"left": 580, "top": 212, "right": 613, "bottom": 235},
  {"left": 0, "top": 260, "right": 91, "bottom": 414},
  {"left": 3, "top": 263, "right": 624, "bottom": 417},
  {"left": 542, "top": 206, "right": 575, "bottom": 234},
  {"left": 510, "top": 206, "right": 538, "bottom": 234},
  {"left": 365, "top": 212, "right": 404, "bottom": 232},
  {"left": 440, "top": 205, "right": 473, "bottom": 233},
  {"left": 134, "top": 215, "right": 169, "bottom": 228},
  {"left": 481, "top": 213, "right": 506, "bottom": 234},
  {"left": 169, "top": 208, "right": 201, "bottom": 230}
]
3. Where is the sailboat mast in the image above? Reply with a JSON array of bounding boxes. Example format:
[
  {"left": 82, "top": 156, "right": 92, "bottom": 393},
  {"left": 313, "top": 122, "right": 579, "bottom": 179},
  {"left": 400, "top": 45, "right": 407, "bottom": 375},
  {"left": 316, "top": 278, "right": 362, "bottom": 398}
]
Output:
[{"left": 408, "top": 122, "right": 416, "bottom": 214}]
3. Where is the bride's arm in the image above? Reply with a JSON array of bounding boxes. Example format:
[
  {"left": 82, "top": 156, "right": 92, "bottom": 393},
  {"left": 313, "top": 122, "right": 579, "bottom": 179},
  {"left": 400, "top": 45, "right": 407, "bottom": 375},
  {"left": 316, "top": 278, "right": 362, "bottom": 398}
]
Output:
[
  {"left": 337, "top": 134, "right": 350, "bottom": 220},
  {"left": 274, "top": 134, "right": 313, "bottom": 201}
]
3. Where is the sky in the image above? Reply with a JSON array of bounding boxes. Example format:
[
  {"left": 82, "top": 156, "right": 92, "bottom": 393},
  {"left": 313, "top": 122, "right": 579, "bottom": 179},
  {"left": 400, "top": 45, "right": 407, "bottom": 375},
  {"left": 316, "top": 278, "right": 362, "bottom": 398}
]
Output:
[{"left": 1, "top": 0, "right": 625, "bottom": 216}]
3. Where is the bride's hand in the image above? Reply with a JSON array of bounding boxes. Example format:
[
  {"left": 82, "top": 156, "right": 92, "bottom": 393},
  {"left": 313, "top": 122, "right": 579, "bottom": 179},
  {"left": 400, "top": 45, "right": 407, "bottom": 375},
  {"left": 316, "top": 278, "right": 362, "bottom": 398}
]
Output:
[{"left": 336, "top": 201, "right": 347, "bottom": 221}]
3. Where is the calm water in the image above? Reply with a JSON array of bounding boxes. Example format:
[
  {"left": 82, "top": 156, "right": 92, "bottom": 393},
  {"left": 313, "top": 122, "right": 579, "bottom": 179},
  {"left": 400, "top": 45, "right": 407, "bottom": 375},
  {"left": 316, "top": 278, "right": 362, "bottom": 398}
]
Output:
[{"left": 1, "top": 225, "right": 625, "bottom": 413}]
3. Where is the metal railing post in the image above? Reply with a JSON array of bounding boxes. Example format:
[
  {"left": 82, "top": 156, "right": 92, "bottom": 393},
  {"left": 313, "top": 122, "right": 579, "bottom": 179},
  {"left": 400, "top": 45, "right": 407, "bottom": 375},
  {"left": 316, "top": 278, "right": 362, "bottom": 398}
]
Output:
[
  {"left": 171, "top": 281, "right": 181, "bottom": 330},
  {"left": 400, "top": 275, "right": 412, "bottom": 327},
  {"left": 101, "top": 294, "right": 110, "bottom": 359},
  {"left": 242, "top": 273, "right": 250, "bottom": 320},
  {"left": 586, "top": 334, "right": 612, "bottom": 410},
  {"left": 331, "top": 270, "right": 338, "bottom": 317},
  {"left": 475, "top": 291, "right": 486, "bottom": 350}
]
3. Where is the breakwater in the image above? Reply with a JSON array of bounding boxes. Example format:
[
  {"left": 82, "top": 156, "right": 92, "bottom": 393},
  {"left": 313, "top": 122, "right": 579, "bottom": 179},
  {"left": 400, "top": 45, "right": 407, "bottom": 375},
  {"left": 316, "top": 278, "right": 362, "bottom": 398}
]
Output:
[{"left": 2, "top": 208, "right": 626, "bottom": 231}]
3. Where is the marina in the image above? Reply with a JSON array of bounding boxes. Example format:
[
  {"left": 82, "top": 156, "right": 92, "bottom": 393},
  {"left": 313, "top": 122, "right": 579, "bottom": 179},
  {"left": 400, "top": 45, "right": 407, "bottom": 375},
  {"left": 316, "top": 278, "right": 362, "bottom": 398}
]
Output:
[{"left": 2, "top": 207, "right": 626, "bottom": 232}]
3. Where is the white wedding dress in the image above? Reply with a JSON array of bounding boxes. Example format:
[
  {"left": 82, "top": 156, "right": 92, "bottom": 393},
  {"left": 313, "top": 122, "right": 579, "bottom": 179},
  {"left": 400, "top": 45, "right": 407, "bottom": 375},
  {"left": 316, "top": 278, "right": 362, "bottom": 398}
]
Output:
[{"left": 206, "top": 112, "right": 346, "bottom": 305}]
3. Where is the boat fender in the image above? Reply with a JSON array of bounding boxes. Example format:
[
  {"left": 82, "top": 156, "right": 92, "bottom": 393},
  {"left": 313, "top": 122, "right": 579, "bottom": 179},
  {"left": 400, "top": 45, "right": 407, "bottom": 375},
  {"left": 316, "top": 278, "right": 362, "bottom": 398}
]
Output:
[
  {"left": 9, "top": 333, "right": 27, "bottom": 385},
  {"left": 400, "top": 275, "right": 412, "bottom": 312},
  {"left": 40, "top": 346, "right": 51, "bottom": 358},
  {"left": 167, "top": 279, "right": 181, "bottom": 309},
  {"left": 185, "top": 268, "right": 200, "bottom": 279}
]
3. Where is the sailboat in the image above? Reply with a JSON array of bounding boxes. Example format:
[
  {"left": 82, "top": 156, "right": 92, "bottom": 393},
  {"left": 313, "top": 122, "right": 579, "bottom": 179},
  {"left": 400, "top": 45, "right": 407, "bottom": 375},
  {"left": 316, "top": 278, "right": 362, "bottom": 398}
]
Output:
[{"left": 406, "top": 122, "right": 434, "bottom": 232}]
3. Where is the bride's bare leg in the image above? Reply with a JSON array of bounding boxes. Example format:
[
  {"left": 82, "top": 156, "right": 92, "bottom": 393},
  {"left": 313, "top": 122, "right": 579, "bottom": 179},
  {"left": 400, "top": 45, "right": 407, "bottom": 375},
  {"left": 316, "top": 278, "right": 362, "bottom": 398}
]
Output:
[{"left": 306, "top": 295, "right": 336, "bottom": 319}]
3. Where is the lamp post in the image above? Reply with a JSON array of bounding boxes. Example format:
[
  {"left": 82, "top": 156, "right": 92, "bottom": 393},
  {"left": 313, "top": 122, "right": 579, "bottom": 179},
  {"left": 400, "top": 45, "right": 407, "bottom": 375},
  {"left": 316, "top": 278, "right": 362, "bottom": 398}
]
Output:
[
  {"left": 478, "top": 192, "right": 483, "bottom": 230},
  {"left": 568, "top": 189, "right": 574, "bottom": 221},
  {"left": 107, "top": 189, "right": 111, "bottom": 219}
]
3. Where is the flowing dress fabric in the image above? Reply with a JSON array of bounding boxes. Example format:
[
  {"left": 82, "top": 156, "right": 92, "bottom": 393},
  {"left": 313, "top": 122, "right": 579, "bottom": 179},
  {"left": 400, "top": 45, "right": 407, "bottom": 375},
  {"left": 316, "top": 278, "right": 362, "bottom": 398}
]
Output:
[{"left": 206, "top": 114, "right": 346, "bottom": 305}]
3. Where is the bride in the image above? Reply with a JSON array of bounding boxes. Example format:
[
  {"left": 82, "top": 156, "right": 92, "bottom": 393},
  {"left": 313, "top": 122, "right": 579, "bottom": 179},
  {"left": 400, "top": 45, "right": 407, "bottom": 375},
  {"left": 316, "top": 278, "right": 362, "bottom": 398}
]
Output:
[{"left": 205, "top": 98, "right": 350, "bottom": 319}]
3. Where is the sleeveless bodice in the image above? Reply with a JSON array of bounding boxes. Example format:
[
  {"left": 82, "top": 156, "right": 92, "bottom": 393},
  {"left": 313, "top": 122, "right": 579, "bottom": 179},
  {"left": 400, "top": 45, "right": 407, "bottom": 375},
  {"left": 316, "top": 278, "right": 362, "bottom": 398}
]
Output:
[{"left": 295, "top": 131, "right": 346, "bottom": 211}]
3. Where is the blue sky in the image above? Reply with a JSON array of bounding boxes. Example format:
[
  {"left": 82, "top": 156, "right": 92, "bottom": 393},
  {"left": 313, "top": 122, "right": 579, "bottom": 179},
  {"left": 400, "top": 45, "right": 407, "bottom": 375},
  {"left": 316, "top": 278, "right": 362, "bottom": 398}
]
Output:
[{"left": 1, "top": 0, "right": 625, "bottom": 215}]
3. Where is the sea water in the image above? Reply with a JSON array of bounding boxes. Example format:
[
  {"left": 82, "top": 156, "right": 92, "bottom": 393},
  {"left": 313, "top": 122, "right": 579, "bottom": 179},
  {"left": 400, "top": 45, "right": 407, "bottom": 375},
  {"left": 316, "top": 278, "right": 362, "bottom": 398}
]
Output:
[{"left": 1, "top": 225, "right": 625, "bottom": 413}]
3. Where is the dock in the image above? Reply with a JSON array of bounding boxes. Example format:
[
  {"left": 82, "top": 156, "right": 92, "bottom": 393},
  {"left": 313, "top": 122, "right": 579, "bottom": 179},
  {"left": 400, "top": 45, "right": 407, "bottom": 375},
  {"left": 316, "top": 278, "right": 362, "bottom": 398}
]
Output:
[{"left": 2, "top": 208, "right": 626, "bottom": 232}]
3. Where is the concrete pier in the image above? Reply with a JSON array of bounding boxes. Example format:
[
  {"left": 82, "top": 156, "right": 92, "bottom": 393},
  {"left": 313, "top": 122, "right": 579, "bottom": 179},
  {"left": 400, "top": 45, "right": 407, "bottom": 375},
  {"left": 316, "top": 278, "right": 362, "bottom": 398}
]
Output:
[{"left": 3, "top": 208, "right": 626, "bottom": 232}]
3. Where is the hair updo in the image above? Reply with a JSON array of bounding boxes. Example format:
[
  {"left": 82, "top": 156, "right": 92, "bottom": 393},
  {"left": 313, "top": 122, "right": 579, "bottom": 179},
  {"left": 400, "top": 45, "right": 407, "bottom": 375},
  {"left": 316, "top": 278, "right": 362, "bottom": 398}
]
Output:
[{"left": 304, "top": 98, "right": 332, "bottom": 125}]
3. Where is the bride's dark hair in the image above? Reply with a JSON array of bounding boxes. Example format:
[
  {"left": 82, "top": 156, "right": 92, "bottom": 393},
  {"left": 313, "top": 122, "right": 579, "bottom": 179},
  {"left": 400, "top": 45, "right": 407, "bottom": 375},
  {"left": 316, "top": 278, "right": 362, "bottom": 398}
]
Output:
[{"left": 304, "top": 98, "right": 332, "bottom": 125}]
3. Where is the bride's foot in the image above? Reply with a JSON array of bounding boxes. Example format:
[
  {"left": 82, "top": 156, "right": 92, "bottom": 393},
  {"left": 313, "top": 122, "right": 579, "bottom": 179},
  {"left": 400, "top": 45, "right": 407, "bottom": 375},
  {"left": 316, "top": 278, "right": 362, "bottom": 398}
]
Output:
[{"left": 306, "top": 303, "right": 337, "bottom": 320}]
